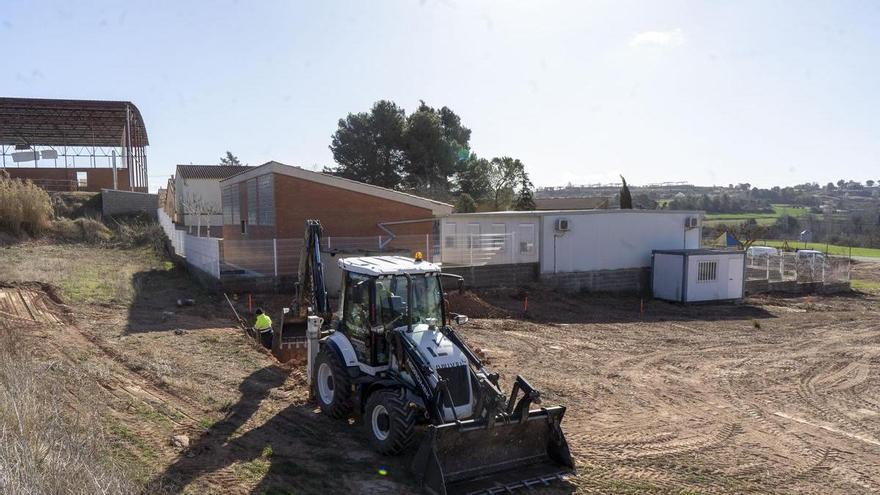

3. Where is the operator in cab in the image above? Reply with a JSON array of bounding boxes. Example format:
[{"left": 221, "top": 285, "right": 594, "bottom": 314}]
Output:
[{"left": 253, "top": 308, "right": 273, "bottom": 349}]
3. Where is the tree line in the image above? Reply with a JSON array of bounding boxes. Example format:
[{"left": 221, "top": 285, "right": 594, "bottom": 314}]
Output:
[{"left": 325, "top": 100, "right": 535, "bottom": 212}]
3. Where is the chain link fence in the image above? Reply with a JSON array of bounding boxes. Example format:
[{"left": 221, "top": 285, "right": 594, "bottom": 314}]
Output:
[{"left": 746, "top": 252, "right": 851, "bottom": 284}]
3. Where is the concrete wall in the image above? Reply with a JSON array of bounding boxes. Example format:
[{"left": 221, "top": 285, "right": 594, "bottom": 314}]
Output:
[
  {"left": 442, "top": 263, "right": 539, "bottom": 289},
  {"left": 174, "top": 176, "right": 224, "bottom": 227},
  {"left": 222, "top": 172, "right": 436, "bottom": 240},
  {"left": 6, "top": 167, "right": 133, "bottom": 192},
  {"left": 102, "top": 189, "right": 158, "bottom": 217},
  {"left": 541, "top": 211, "right": 701, "bottom": 274},
  {"left": 541, "top": 267, "right": 651, "bottom": 293}
]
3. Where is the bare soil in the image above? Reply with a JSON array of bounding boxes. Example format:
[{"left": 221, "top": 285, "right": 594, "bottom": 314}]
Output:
[
  {"left": 3, "top": 243, "right": 880, "bottom": 494},
  {"left": 450, "top": 285, "right": 880, "bottom": 494}
]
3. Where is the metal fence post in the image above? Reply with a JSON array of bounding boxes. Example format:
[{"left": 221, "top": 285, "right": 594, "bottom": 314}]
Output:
[
  {"left": 214, "top": 239, "right": 221, "bottom": 279},
  {"left": 273, "top": 238, "right": 278, "bottom": 277},
  {"left": 378, "top": 235, "right": 383, "bottom": 252},
  {"left": 425, "top": 234, "right": 429, "bottom": 260}
]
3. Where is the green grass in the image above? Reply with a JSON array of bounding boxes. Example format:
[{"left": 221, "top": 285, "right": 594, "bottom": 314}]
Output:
[
  {"left": 703, "top": 204, "right": 810, "bottom": 226},
  {"left": 851, "top": 279, "right": 880, "bottom": 291},
  {"left": 754, "top": 240, "right": 880, "bottom": 258},
  {"left": 0, "top": 244, "right": 167, "bottom": 304}
]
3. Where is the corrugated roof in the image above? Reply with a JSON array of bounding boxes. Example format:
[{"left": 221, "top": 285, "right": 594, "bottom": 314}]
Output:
[
  {"left": 0, "top": 97, "right": 148, "bottom": 146},
  {"left": 176, "top": 164, "right": 251, "bottom": 180}
]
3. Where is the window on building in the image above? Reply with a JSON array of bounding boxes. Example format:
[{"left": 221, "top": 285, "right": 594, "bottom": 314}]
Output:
[
  {"left": 222, "top": 184, "right": 240, "bottom": 225},
  {"left": 247, "top": 178, "right": 257, "bottom": 225},
  {"left": 467, "top": 223, "right": 481, "bottom": 249},
  {"left": 76, "top": 171, "right": 87, "bottom": 188},
  {"left": 222, "top": 186, "right": 232, "bottom": 224},
  {"left": 697, "top": 261, "right": 718, "bottom": 282},
  {"left": 518, "top": 223, "right": 535, "bottom": 254},
  {"left": 490, "top": 223, "right": 506, "bottom": 251},
  {"left": 444, "top": 223, "right": 456, "bottom": 248},
  {"left": 256, "top": 174, "right": 274, "bottom": 225}
]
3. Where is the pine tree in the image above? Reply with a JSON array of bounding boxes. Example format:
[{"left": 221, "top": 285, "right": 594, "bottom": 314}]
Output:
[{"left": 619, "top": 175, "right": 633, "bottom": 209}]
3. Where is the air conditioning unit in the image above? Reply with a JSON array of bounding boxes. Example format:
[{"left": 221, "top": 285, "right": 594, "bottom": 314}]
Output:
[
  {"left": 684, "top": 217, "right": 699, "bottom": 229},
  {"left": 555, "top": 218, "right": 570, "bottom": 232}
]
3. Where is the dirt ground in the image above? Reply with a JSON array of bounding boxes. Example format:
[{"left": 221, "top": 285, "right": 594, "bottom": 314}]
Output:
[
  {"left": 450, "top": 263, "right": 880, "bottom": 494},
  {"left": 3, "top": 243, "right": 880, "bottom": 494}
]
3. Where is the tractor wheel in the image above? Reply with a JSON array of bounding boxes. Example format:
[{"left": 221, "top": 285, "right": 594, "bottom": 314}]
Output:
[
  {"left": 363, "top": 389, "right": 416, "bottom": 455},
  {"left": 314, "top": 348, "right": 352, "bottom": 419}
]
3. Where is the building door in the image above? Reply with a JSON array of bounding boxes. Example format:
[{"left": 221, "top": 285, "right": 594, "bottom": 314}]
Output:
[{"left": 728, "top": 257, "right": 743, "bottom": 298}]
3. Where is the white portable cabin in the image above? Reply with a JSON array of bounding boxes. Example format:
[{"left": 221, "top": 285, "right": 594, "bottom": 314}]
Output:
[{"left": 652, "top": 249, "right": 746, "bottom": 303}]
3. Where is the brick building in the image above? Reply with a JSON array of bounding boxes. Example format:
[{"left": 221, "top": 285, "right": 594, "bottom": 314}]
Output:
[{"left": 219, "top": 161, "right": 452, "bottom": 240}]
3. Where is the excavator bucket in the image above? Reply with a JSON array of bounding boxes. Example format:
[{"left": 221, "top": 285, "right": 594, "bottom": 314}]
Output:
[{"left": 411, "top": 406, "right": 574, "bottom": 495}]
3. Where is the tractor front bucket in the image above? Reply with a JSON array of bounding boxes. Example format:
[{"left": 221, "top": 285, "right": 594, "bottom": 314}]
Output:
[{"left": 411, "top": 406, "right": 574, "bottom": 495}]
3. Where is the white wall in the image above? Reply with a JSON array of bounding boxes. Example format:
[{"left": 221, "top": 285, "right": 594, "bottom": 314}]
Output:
[
  {"left": 685, "top": 253, "right": 744, "bottom": 302},
  {"left": 440, "top": 215, "right": 539, "bottom": 265},
  {"left": 541, "top": 212, "right": 701, "bottom": 273},
  {"left": 174, "top": 176, "right": 224, "bottom": 228},
  {"left": 652, "top": 253, "right": 685, "bottom": 301}
]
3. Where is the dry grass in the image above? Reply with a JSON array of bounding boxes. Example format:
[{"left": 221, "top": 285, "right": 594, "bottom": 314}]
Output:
[
  {"left": 0, "top": 171, "right": 53, "bottom": 236},
  {"left": 0, "top": 329, "right": 134, "bottom": 494},
  {"left": 49, "top": 217, "right": 114, "bottom": 244}
]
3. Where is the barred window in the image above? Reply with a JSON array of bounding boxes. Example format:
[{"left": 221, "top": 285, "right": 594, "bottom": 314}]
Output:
[{"left": 697, "top": 261, "right": 718, "bottom": 282}]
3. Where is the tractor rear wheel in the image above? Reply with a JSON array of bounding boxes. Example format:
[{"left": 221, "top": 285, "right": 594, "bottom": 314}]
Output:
[
  {"left": 314, "top": 349, "right": 352, "bottom": 418},
  {"left": 364, "top": 389, "right": 416, "bottom": 455}
]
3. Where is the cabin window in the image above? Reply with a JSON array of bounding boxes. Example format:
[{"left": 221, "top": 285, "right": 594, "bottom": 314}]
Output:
[{"left": 697, "top": 261, "right": 718, "bottom": 282}]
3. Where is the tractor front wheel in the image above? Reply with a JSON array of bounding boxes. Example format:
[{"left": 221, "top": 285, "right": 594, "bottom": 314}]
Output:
[
  {"left": 363, "top": 389, "right": 416, "bottom": 455},
  {"left": 314, "top": 349, "right": 352, "bottom": 418}
]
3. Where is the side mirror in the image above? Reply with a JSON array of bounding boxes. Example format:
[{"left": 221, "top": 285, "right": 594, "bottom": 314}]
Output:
[{"left": 454, "top": 314, "right": 469, "bottom": 325}]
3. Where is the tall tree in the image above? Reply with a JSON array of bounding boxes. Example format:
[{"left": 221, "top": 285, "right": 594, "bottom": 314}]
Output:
[
  {"left": 455, "top": 153, "right": 492, "bottom": 202},
  {"left": 455, "top": 193, "right": 478, "bottom": 213},
  {"left": 619, "top": 175, "right": 633, "bottom": 209},
  {"left": 327, "top": 100, "right": 406, "bottom": 189},
  {"left": 402, "top": 101, "right": 471, "bottom": 197},
  {"left": 513, "top": 171, "right": 536, "bottom": 211},
  {"left": 487, "top": 157, "right": 526, "bottom": 210},
  {"left": 220, "top": 151, "right": 242, "bottom": 166}
]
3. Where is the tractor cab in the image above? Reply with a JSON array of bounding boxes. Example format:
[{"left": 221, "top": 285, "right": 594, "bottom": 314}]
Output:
[{"left": 337, "top": 254, "right": 448, "bottom": 366}]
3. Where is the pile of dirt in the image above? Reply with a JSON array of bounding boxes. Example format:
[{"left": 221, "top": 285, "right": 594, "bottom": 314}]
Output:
[{"left": 446, "top": 291, "right": 510, "bottom": 319}]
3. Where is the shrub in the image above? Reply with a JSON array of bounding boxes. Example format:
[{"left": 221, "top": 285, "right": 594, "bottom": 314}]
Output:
[
  {"left": 106, "top": 214, "right": 166, "bottom": 251},
  {"left": 0, "top": 172, "right": 53, "bottom": 236},
  {"left": 49, "top": 217, "right": 113, "bottom": 244}
]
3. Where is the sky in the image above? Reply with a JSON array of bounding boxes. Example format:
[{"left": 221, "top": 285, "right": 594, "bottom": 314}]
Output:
[{"left": 2, "top": 0, "right": 878, "bottom": 192}]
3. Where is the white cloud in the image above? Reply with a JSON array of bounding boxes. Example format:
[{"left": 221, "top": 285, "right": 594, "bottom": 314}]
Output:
[{"left": 630, "top": 28, "right": 685, "bottom": 48}]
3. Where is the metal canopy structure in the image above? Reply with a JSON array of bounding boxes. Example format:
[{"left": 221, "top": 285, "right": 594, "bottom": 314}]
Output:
[{"left": 0, "top": 97, "right": 149, "bottom": 191}]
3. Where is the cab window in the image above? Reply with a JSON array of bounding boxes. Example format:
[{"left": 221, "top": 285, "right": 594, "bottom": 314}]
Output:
[{"left": 343, "top": 272, "right": 373, "bottom": 335}]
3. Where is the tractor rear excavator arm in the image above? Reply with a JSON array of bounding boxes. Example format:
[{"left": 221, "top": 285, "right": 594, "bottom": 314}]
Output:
[{"left": 293, "top": 219, "right": 331, "bottom": 321}]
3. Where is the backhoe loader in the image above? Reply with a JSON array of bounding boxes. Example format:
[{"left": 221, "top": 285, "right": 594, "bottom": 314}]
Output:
[{"left": 290, "top": 220, "right": 574, "bottom": 494}]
